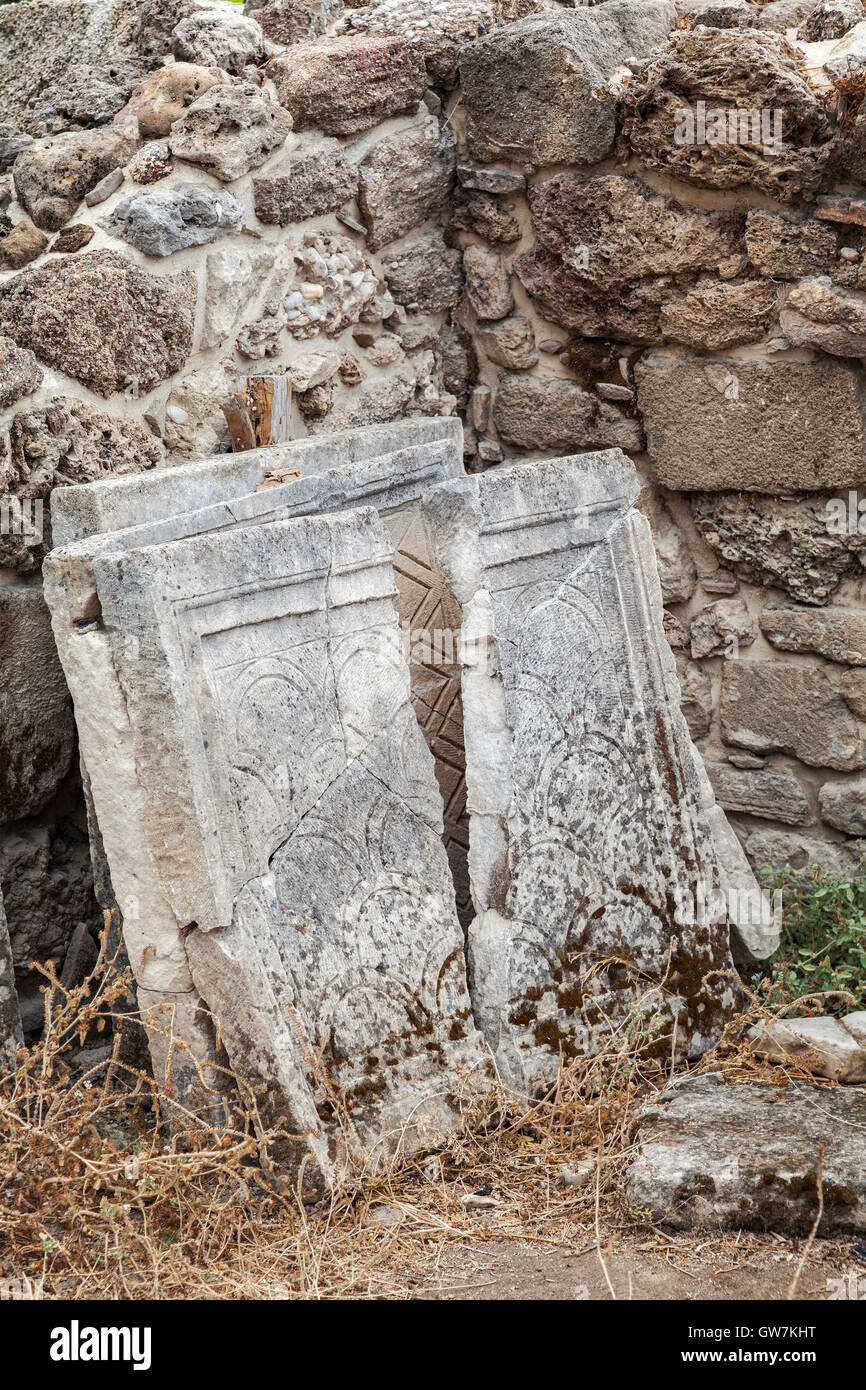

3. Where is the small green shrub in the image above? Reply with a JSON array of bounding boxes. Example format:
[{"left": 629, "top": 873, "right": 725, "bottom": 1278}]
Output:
[{"left": 748, "top": 860, "right": 866, "bottom": 1016}]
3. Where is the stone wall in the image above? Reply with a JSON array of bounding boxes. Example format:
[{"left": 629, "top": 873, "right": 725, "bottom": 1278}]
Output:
[{"left": 1, "top": 0, "right": 865, "bottom": 1011}]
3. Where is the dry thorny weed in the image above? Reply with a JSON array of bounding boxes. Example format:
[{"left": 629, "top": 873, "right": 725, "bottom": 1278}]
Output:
[{"left": 0, "top": 925, "right": 857, "bottom": 1300}]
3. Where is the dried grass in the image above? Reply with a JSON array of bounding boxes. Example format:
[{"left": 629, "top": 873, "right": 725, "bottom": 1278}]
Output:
[{"left": 0, "top": 928, "right": 855, "bottom": 1300}]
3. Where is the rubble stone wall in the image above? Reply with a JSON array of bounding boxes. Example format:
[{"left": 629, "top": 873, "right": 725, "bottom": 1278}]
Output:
[{"left": 1, "top": 0, "right": 865, "bottom": 1008}]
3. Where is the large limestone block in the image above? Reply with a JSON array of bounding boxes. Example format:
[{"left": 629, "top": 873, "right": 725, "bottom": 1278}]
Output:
[
  {"left": 493, "top": 374, "right": 643, "bottom": 454},
  {"left": 635, "top": 354, "right": 866, "bottom": 492},
  {"left": 0, "top": 586, "right": 74, "bottom": 825},
  {"left": 0, "top": 887, "right": 23, "bottom": 1070},
  {"left": 720, "top": 661, "right": 864, "bottom": 771},
  {"left": 760, "top": 602, "right": 866, "bottom": 665},
  {"left": 422, "top": 451, "right": 745, "bottom": 1093},
  {"left": 46, "top": 506, "right": 487, "bottom": 1187},
  {"left": 627, "top": 1072, "right": 866, "bottom": 1234},
  {"left": 459, "top": 4, "right": 677, "bottom": 166},
  {"left": 358, "top": 114, "right": 455, "bottom": 253}
]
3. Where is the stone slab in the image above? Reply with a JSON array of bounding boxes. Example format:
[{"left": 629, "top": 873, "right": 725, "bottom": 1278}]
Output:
[
  {"left": 46, "top": 505, "right": 487, "bottom": 1188},
  {"left": 750, "top": 1016, "right": 866, "bottom": 1084},
  {"left": 422, "top": 450, "right": 749, "bottom": 1094},
  {"left": 627, "top": 1071, "right": 866, "bottom": 1234}
]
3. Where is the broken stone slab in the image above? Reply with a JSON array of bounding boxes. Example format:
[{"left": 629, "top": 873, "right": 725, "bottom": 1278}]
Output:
[
  {"left": 720, "top": 661, "right": 864, "bottom": 771},
  {"left": 635, "top": 353, "right": 866, "bottom": 492},
  {"left": 0, "top": 886, "right": 23, "bottom": 1071},
  {"left": 843, "top": 1012, "right": 866, "bottom": 1047},
  {"left": 51, "top": 418, "right": 463, "bottom": 546},
  {"left": 46, "top": 505, "right": 487, "bottom": 1186},
  {"left": 626, "top": 1071, "right": 866, "bottom": 1234},
  {"left": 781, "top": 277, "right": 866, "bottom": 356},
  {"left": 459, "top": 3, "right": 677, "bottom": 166},
  {"left": 421, "top": 450, "right": 746, "bottom": 1092},
  {"left": 749, "top": 1016, "right": 866, "bottom": 1084},
  {"left": 706, "top": 762, "right": 813, "bottom": 827}
]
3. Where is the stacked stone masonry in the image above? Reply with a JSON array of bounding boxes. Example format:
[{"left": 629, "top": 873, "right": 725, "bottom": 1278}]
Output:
[{"left": 1, "top": 0, "right": 866, "bottom": 1069}]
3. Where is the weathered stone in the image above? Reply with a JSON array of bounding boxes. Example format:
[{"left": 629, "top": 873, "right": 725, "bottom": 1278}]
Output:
[
  {"left": 0, "top": 335, "right": 43, "bottom": 409},
  {"left": 660, "top": 277, "right": 777, "bottom": 352},
  {"left": 676, "top": 656, "right": 713, "bottom": 740},
  {"left": 755, "top": 0, "right": 824, "bottom": 28},
  {"left": 127, "top": 62, "right": 227, "bottom": 139},
  {"left": 493, "top": 374, "right": 642, "bottom": 454},
  {"left": 475, "top": 316, "right": 537, "bottom": 371},
  {"left": 287, "top": 232, "right": 381, "bottom": 337},
  {"left": 29, "top": 59, "right": 145, "bottom": 134},
  {"left": 619, "top": 29, "right": 835, "bottom": 203},
  {"left": 636, "top": 476, "right": 697, "bottom": 606},
  {"left": 0, "top": 587, "right": 74, "bottom": 825},
  {"left": 635, "top": 354, "right": 866, "bottom": 493},
  {"left": 706, "top": 763, "right": 812, "bottom": 826},
  {"left": 745, "top": 208, "right": 846, "bottom": 282},
  {"left": 799, "top": 0, "right": 864, "bottom": 40},
  {"left": 448, "top": 190, "right": 521, "bottom": 246},
  {"left": 690, "top": 492, "right": 866, "bottom": 606},
  {"left": 0, "top": 251, "right": 196, "bottom": 397},
  {"left": 358, "top": 114, "right": 454, "bottom": 252},
  {"left": 815, "top": 193, "right": 866, "bottom": 227},
  {"left": 0, "top": 129, "right": 34, "bottom": 172},
  {"left": 720, "top": 661, "right": 863, "bottom": 771},
  {"left": 689, "top": 598, "right": 756, "bottom": 660},
  {"left": 0, "top": 0, "right": 159, "bottom": 128},
  {"left": 626, "top": 1072, "right": 866, "bottom": 1234},
  {"left": 45, "top": 440, "right": 486, "bottom": 1185},
  {"left": 104, "top": 182, "right": 244, "bottom": 256},
  {"left": 462, "top": 244, "right": 513, "bottom": 321},
  {"left": 750, "top": 1016, "right": 866, "bottom": 1083},
  {"left": 744, "top": 828, "right": 866, "bottom": 874},
  {"left": 336, "top": 0, "right": 498, "bottom": 86},
  {"left": 382, "top": 231, "right": 464, "bottom": 314},
  {"left": 841, "top": 668, "right": 866, "bottom": 717},
  {"left": 456, "top": 161, "right": 525, "bottom": 195},
  {"left": 296, "top": 382, "right": 333, "bottom": 418},
  {"left": 460, "top": 4, "right": 677, "bottom": 167},
  {"left": 169, "top": 81, "right": 291, "bottom": 182},
  {"left": 201, "top": 245, "right": 276, "bottom": 351},
  {"left": 309, "top": 365, "right": 418, "bottom": 432},
  {"left": 780, "top": 277, "right": 866, "bottom": 356},
  {"left": 268, "top": 34, "right": 427, "bottom": 136},
  {"left": 423, "top": 450, "right": 748, "bottom": 1089},
  {"left": 819, "top": 776, "right": 866, "bottom": 835},
  {"left": 0, "top": 886, "right": 22, "bottom": 1068},
  {"left": 759, "top": 602, "right": 866, "bottom": 665},
  {"left": 127, "top": 141, "right": 173, "bottom": 185},
  {"left": 253, "top": 0, "right": 339, "bottom": 46},
  {"left": 823, "top": 16, "right": 866, "bottom": 77},
  {"left": 0, "top": 218, "right": 48, "bottom": 269},
  {"left": 1, "top": 398, "right": 163, "bottom": 571},
  {"left": 843, "top": 1011, "right": 866, "bottom": 1046},
  {"left": 252, "top": 140, "right": 356, "bottom": 225},
  {"left": 171, "top": 3, "right": 267, "bottom": 75},
  {"left": 13, "top": 126, "right": 139, "bottom": 232},
  {"left": 164, "top": 363, "right": 234, "bottom": 463},
  {"left": 48, "top": 223, "right": 95, "bottom": 254},
  {"left": 285, "top": 351, "right": 340, "bottom": 392},
  {"left": 435, "top": 324, "right": 477, "bottom": 412},
  {"left": 515, "top": 174, "right": 746, "bottom": 345},
  {"left": 84, "top": 167, "right": 125, "bottom": 206}
]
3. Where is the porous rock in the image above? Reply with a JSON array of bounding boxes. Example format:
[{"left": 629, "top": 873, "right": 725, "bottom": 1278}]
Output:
[
  {"left": 169, "top": 80, "right": 292, "bottom": 182},
  {"left": 357, "top": 114, "right": 455, "bottom": 252},
  {"left": 12, "top": 125, "right": 140, "bottom": 232},
  {"left": 103, "top": 183, "right": 244, "bottom": 256},
  {"left": 0, "top": 587, "right": 74, "bottom": 825},
  {"left": 493, "top": 374, "right": 643, "bottom": 453},
  {"left": 267, "top": 34, "right": 427, "bottom": 136}
]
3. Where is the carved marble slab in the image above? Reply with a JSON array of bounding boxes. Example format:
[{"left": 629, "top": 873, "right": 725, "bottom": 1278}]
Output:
[
  {"left": 48, "top": 507, "right": 486, "bottom": 1187},
  {"left": 423, "top": 451, "right": 746, "bottom": 1094}
]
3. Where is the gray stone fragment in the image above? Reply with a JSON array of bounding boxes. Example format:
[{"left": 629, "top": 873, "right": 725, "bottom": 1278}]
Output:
[
  {"left": 169, "top": 81, "right": 292, "bottom": 182},
  {"left": 358, "top": 114, "right": 455, "bottom": 252},
  {"left": 84, "top": 167, "right": 125, "bottom": 206},
  {"left": 706, "top": 763, "right": 812, "bottom": 826},
  {"left": 689, "top": 599, "right": 755, "bottom": 660},
  {"left": 0, "top": 130, "right": 34, "bottom": 172},
  {"left": 460, "top": 4, "right": 677, "bottom": 166},
  {"left": 843, "top": 1011, "right": 866, "bottom": 1046},
  {"left": 475, "top": 316, "right": 538, "bottom": 371},
  {"left": 841, "top": 669, "right": 866, "bottom": 717},
  {"left": 422, "top": 451, "right": 743, "bottom": 1091},
  {"left": 636, "top": 354, "right": 866, "bottom": 493},
  {"left": 493, "top": 374, "right": 643, "bottom": 454},
  {"left": 463, "top": 244, "right": 513, "bottom": 320},
  {"left": 0, "top": 586, "right": 75, "bottom": 825},
  {"left": 0, "top": 335, "right": 43, "bottom": 409},
  {"left": 0, "top": 886, "right": 23, "bottom": 1069},
  {"left": 201, "top": 244, "right": 276, "bottom": 351},
  {"left": 171, "top": 3, "right": 267, "bottom": 75},
  {"left": 268, "top": 34, "right": 427, "bottom": 136},
  {"left": 382, "top": 231, "right": 464, "bottom": 313},
  {"left": 676, "top": 656, "right": 712, "bottom": 739},
  {"left": 819, "top": 776, "right": 866, "bottom": 836},
  {"left": 253, "top": 140, "right": 356, "bottom": 225},
  {"left": 627, "top": 1072, "right": 866, "bottom": 1234},
  {"left": 781, "top": 276, "right": 866, "bottom": 357},
  {"left": 750, "top": 1016, "right": 866, "bottom": 1083},
  {"left": 720, "top": 662, "right": 864, "bottom": 771},
  {"left": 12, "top": 124, "right": 139, "bottom": 231},
  {"left": 103, "top": 182, "right": 244, "bottom": 256},
  {"left": 800, "top": 0, "right": 864, "bottom": 39},
  {"left": 636, "top": 476, "right": 697, "bottom": 606},
  {"left": 760, "top": 602, "right": 866, "bottom": 665},
  {"left": 744, "top": 828, "right": 866, "bottom": 874},
  {"left": 0, "top": 818, "right": 100, "bottom": 980}
]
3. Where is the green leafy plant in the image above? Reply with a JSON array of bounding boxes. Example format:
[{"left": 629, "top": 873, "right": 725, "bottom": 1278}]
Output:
[{"left": 749, "top": 860, "right": 866, "bottom": 1015}]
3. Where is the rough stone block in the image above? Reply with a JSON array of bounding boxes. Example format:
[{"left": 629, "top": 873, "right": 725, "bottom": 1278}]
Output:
[
  {"left": 744, "top": 828, "right": 866, "bottom": 875},
  {"left": 635, "top": 354, "right": 866, "bottom": 493},
  {"left": 819, "top": 775, "right": 866, "bottom": 836},
  {"left": 627, "top": 1072, "right": 866, "bottom": 1234},
  {"left": 750, "top": 1015, "right": 866, "bottom": 1083},
  {"left": 493, "top": 374, "right": 643, "bottom": 454},
  {"left": 268, "top": 34, "right": 427, "bottom": 136},
  {"left": 706, "top": 762, "right": 812, "bottom": 826},
  {"left": 357, "top": 114, "right": 455, "bottom": 252},
  {"left": 168, "top": 81, "right": 292, "bottom": 183},
  {"left": 460, "top": 4, "right": 677, "bottom": 166},
  {"left": 0, "top": 586, "right": 74, "bottom": 825},
  {"left": 422, "top": 451, "right": 746, "bottom": 1092},
  {"left": 720, "top": 661, "right": 864, "bottom": 771},
  {"left": 46, "top": 503, "right": 486, "bottom": 1187},
  {"left": 0, "top": 887, "right": 23, "bottom": 1070},
  {"left": 760, "top": 602, "right": 866, "bottom": 665},
  {"left": 252, "top": 140, "right": 357, "bottom": 225}
]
